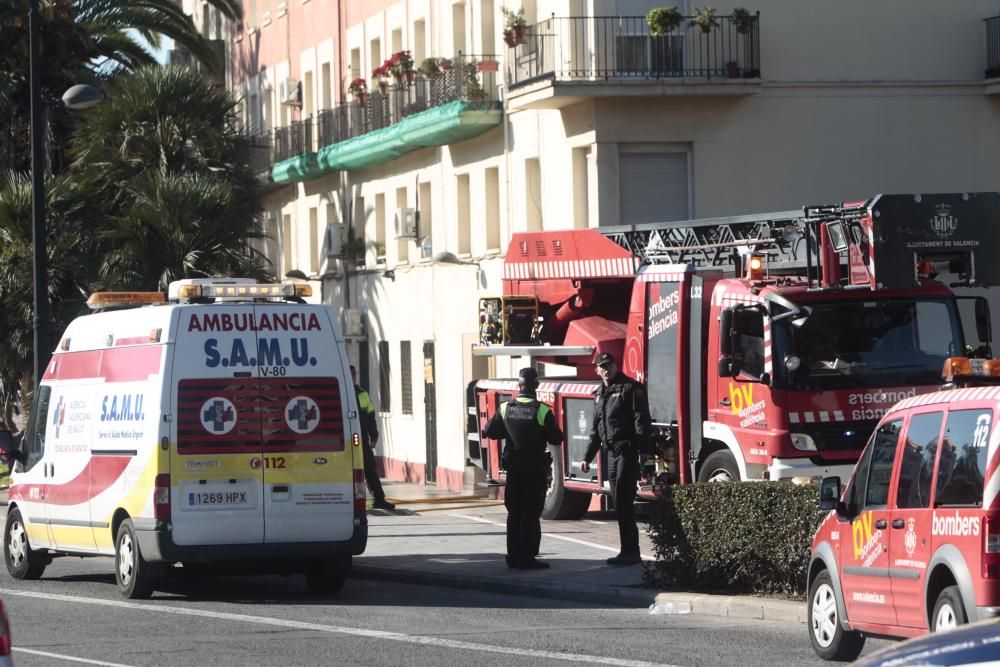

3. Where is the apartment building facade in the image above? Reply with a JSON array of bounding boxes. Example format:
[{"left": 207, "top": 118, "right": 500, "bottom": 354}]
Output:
[{"left": 185, "top": 0, "right": 1000, "bottom": 491}]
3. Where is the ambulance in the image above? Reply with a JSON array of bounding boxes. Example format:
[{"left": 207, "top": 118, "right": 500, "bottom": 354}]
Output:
[
  {"left": 0, "top": 278, "right": 367, "bottom": 599},
  {"left": 807, "top": 357, "right": 1000, "bottom": 660}
]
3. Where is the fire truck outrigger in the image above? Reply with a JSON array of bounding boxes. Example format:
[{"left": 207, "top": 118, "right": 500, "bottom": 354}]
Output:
[{"left": 467, "top": 193, "right": 1000, "bottom": 519}]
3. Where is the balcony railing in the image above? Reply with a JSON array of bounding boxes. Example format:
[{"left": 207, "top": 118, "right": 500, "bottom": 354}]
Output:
[
  {"left": 272, "top": 54, "right": 501, "bottom": 163},
  {"left": 506, "top": 14, "right": 760, "bottom": 87},
  {"left": 987, "top": 15, "right": 1000, "bottom": 78}
]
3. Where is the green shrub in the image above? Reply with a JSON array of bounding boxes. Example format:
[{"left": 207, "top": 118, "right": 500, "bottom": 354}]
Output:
[{"left": 644, "top": 482, "right": 829, "bottom": 597}]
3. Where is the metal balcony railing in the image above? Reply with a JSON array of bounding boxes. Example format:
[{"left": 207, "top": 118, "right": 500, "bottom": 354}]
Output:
[
  {"left": 986, "top": 15, "right": 1000, "bottom": 78},
  {"left": 272, "top": 54, "right": 501, "bottom": 163},
  {"left": 506, "top": 14, "right": 761, "bottom": 87},
  {"left": 247, "top": 134, "right": 273, "bottom": 175}
]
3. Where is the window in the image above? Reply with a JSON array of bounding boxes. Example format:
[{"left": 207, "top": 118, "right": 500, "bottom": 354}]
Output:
[
  {"left": 452, "top": 2, "right": 466, "bottom": 55},
  {"left": 572, "top": 147, "right": 590, "bottom": 229},
  {"left": 281, "top": 213, "right": 293, "bottom": 274},
  {"left": 400, "top": 341, "right": 413, "bottom": 415},
  {"left": 457, "top": 173, "right": 471, "bottom": 254},
  {"left": 846, "top": 419, "right": 901, "bottom": 513},
  {"left": 375, "top": 193, "right": 386, "bottom": 264},
  {"left": 419, "top": 181, "right": 433, "bottom": 259},
  {"left": 25, "top": 385, "right": 51, "bottom": 468},
  {"left": 485, "top": 168, "right": 500, "bottom": 249},
  {"left": 414, "top": 20, "right": 427, "bottom": 64},
  {"left": 936, "top": 409, "right": 992, "bottom": 507},
  {"left": 619, "top": 150, "right": 689, "bottom": 224},
  {"left": 865, "top": 420, "right": 902, "bottom": 507},
  {"left": 525, "top": 157, "right": 541, "bottom": 231},
  {"left": 733, "top": 309, "right": 764, "bottom": 379},
  {"left": 378, "top": 341, "right": 391, "bottom": 411},
  {"left": 896, "top": 412, "right": 943, "bottom": 509},
  {"left": 396, "top": 187, "right": 409, "bottom": 263}
]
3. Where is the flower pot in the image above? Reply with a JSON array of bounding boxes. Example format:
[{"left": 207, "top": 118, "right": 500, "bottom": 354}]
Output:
[
  {"left": 503, "top": 31, "right": 517, "bottom": 48},
  {"left": 377, "top": 80, "right": 389, "bottom": 94},
  {"left": 356, "top": 92, "right": 368, "bottom": 105},
  {"left": 404, "top": 71, "right": 415, "bottom": 84},
  {"left": 699, "top": 24, "right": 712, "bottom": 33},
  {"left": 477, "top": 59, "right": 499, "bottom": 73},
  {"left": 512, "top": 24, "right": 526, "bottom": 43}
]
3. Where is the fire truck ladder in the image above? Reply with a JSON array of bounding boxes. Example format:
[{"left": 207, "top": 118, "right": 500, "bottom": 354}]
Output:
[{"left": 597, "top": 209, "right": 817, "bottom": 274}]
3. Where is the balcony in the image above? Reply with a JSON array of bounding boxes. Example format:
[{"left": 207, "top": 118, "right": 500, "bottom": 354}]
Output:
[
  {"left": 505, "top": 14, "right": 762, "bottom": 111},
  {"left": 270, "top": 55, "right": 503, "bottom": 184},
  {"left": 987, "top": 15, "right": 1000, "bottom": 93}
]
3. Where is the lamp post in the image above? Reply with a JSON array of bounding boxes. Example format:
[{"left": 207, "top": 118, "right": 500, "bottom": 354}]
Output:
[{"left": 28, "top": 0, "right": 103, "bottom": 390}]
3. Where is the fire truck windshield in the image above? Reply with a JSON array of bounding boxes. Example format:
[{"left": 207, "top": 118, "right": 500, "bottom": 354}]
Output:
[{"left": 773, "top": 297, "right": 963, "bottom": 390}]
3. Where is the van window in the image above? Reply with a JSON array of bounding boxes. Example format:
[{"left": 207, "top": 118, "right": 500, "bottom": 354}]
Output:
[
  {"left": 935, "top": 409, "right": 992, "bottom": 507},
  {"left": 895, "top": 411, "right": 943, "bottom": 509},
  {"left": 846, "top": 419, "right": 901, "bottom": 514},
  {"left": 864, "top": 419, "right": 902, "bottom": 508},
  {"left": 25, "top": 385, "right": 51, "bottom": 469}
]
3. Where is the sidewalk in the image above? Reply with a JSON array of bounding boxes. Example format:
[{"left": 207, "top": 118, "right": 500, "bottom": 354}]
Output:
[{"left": 361, "top": 481, "right": 807, "bottom": 623}]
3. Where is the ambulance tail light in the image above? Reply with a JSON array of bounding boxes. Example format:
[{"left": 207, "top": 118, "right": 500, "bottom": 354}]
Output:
[
  {"left": 0, "top": 599, "right": 10, "bottom": 656},
  {"left": 353, "top": 468, "right": 366, "bottom": 515},
  {"left": 154, "top": 474, "right": 171, "bottom": 522},
  {"left": 984, "top": 512, "right": 1000, "bottom": 580}
]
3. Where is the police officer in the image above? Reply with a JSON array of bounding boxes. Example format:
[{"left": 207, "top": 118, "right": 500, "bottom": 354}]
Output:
[
  {"left": 578, "top": 352, "right": 651, "bottom": 566},
  {"left": 482, "top": 367, "right": 563, "bottom": 570},
  {"left": 352, "top": 365, "right": 394, "bottom": 511}
]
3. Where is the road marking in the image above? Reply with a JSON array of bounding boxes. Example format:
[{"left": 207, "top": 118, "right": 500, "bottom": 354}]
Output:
[
  {"left": 0, "top": 588, "right": 679, "bottom": 667},
  {"left": 453, "top": 515, "right": 654, "bottom": 561},
  {"left": 14, "top": 647, "right": 135, "bottom": 666}
]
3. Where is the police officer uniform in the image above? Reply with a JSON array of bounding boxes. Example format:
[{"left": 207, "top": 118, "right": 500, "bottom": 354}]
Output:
[
  {"left": 581, "top": 352, "right": 651, "bottom": 565},
  {"left": 482, "top": 368, "right": 563, "bottom": 569},
  {"left": 352, "top": 365, "right": 394, "bottom": 511}
]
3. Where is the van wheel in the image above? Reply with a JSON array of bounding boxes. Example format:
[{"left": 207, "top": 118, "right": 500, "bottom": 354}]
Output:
[
  {"left": 305, "top": 556, "right": 351, "bottom": 594},
  {"left": 115, "top": 520, "right": 155, "bottom": 599},
  {"left": 697, "top": 450, "right": 740, "bottom": 483},
  {"left": 808, "top": 569, "right": 865, "bottom": 661},
  {"left": 542, "top": 446, "right": 591, "bottom": 520},
  {"left": 932, "top": 585, "right": 967, "bottom": 632},
  {"left": 4, "top": 508, "right": 46, "bottom": 580}
]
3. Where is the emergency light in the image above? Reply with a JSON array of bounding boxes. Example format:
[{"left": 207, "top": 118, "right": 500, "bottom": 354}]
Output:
[
  {"left": 168, "top": 278, "right": 313, "bottom": 302},
  {"left": 744, "top": 254, "right": 765, "bottom": 280},
  {"left": 941, "top": 356, "right": 1000, "bottom": 382},
  {"left": 86, "top": 292, "right": 165, "bottom": 310}
]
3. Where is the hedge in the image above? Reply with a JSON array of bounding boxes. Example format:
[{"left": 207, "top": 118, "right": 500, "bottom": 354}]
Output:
[{"left": 643, "top": 482, "right": 829, "bottom": 597}]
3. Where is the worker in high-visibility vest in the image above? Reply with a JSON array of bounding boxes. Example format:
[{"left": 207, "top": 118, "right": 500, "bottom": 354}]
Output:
[
  {"left": 483, "top": 367, "right": 563, "bottom": 569},
  {"left": 352, "top": 365, "right": 395, "bottom": 510}
]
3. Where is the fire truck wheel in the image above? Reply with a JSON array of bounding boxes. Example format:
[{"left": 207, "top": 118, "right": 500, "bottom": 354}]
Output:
[
  {"left": 542, "top": 447, "right": 591, "bottom": 520},
  {"left": 305, "top": 555, "right": 351, "bottom": 594},
  {"left": 115, "top": 519, "right": 156, "bottom": 599},
  {"left": 932, "top": 585, "right": 967, "bottom": 632},
  {"left": 808, "top": 569, "right": 865, "bottom": 661},
  {"left": 4, "top": 508, "right": 46, "bottom": 580},
  {"left": 697, "top": 450, "right": 740, "bottom": 483}
]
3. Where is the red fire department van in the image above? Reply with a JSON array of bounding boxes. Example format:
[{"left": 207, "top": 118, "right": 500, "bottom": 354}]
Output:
[{"left": 807, "top": 357, "right": 1000, "bottom": 660}]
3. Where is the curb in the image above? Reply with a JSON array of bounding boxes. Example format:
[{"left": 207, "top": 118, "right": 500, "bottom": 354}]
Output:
[
  {"left": 653, "top": 591, "right": 807, "bottom": 624},
  {"left": 350, "top": 564, "right": 659, "bottom": 609}
]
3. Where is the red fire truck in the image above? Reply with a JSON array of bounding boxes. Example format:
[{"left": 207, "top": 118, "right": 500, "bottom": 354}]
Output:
[{"left": 467, "top": 193, "right": 999, "bottom": 519}]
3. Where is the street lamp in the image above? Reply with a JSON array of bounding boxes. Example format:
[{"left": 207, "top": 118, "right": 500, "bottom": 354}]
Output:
[{"left": 28, "top": 0, "right": 103, "bottom": 389}]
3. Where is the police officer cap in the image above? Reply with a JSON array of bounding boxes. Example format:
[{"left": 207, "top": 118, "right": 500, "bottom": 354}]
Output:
[
  {"left": 595, "top": 352, "right": 615, "bottom": 367},
  {"left": 518, "top": 367, "right": 539, "bottom": 386}
]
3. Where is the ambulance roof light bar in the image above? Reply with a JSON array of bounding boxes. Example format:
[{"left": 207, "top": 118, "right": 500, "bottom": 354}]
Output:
[
  {"left": 167, "top": 278, "right": 312, "bottom": 302},
  {"left": 86, "top": 292, "right": 165, "bottom": 310}
]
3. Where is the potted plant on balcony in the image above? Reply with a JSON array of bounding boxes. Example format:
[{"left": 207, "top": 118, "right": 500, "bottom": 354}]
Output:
[
  {"left": 418, "top": 57, "right": 442, "bottom": 78},
  {"left": 647, "top": 6, "right": 682, "bottom": 37},
  {"left": 372, "top": 63, "right": 391, "bottom": 94},
  {"left": 501, "top": 6, "right": 527, "bottom": 47},
  {"left": 689, "top": 6, "right": 719, "bottom": 33},
  {"left": 438, "top": 57, "right": 453, "bottom": 72},
  {"left": 462, "top": 61, "right": 486, "bottom": 100},
  {"left": 389, "top": 50, "right": 415, "bottom": 84},
  {"left": 348, "top": 77, "right": 368, "bottom": 105},
  {"left": 731, "top": 7, "right": 754, "bottom": 34}
]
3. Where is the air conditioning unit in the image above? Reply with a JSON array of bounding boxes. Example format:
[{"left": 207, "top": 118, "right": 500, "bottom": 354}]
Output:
[
  {"left": 394, "top": 208, "right": 418, "bottom": 239},
  {"left": 343, "top": 309, "right": 366, "bottom": 338},
  {"left": 280, "top": 77, "right": 301, "bottom": 106},
  {"left": 324, "top": 224, "right": 348, "bottom": 258}
]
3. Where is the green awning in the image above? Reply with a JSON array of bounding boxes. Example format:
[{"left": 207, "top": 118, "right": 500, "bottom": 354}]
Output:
[
  {"left": 271, "top": 153, "right": 320, "bottom": 184},
  {"left": 271, "top": 100, "right": 502, "bottom": 182}
]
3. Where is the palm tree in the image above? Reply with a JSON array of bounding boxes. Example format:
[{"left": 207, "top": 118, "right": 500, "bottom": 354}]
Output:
[
  {"left": 0, "top": 0, "right": 243, "bottom": 173},
  {"left": 71, "top": 65, "right": 271, "bottom": 291}
]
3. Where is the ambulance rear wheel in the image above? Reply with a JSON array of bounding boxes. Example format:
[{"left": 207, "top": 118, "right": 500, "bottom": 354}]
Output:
[
  {"left": 697, "top": 450, "right": 740, "bottom": 483},
  {"left": 4, "top": 508, "right": 46, "bottom": 580},
  {"left": 305, "top": 555, "right": 350, "bottom": 594},
  {"left": 115, "top": 519, "right": 155, "bottom": 599},
  {"left": 808, "top": 569, "right": 865, "bottom": 661},
  {"left": 542, "top": 447, "right": 591, "bottom": 520},
  {"left": 932, "top": 585, "right": 967, "bottom": 632}
]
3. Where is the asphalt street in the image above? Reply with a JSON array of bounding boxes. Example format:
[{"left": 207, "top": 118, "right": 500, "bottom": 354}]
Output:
[{"left": 1, "top": 556, "right": 891, "bottom": 667}]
